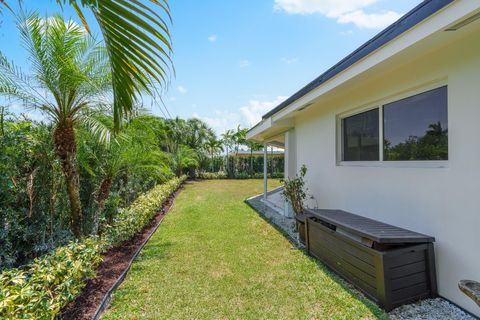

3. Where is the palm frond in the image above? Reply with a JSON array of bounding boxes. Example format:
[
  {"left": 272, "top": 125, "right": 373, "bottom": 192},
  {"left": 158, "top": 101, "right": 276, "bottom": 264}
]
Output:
[
  {"left": 79, "top": 111, "right": 113, "bottom": 145},
  {"left": 58, "top": 0, "right": 173, "bottom": 131},
  {"left": 0, "top": 0, "right": 12, "bottom": 12}
]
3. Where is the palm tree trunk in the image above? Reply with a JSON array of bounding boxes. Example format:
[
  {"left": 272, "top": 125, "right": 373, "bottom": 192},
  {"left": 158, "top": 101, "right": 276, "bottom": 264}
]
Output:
[
  {"left": 54, "top": 122, "right": 83, "bottom": 238},
  {"left": 210, "top": 151, "right": 214, "bottom": 172},
  {"left": 0, "top": 106, "right": 4, "bottom": 135},
  {"left": 92, "top": 176, "right": 113, "bottom": 235},
  {"left": 225, "top": 146, "right": 229, "bottom": 173}
]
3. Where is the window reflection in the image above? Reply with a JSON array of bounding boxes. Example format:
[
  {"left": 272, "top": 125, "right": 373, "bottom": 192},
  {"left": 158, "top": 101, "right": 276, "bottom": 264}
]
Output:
[
  {"left": 343, "top": 109, "right": 379, "bottom": 161},
  {"left": 383, "top": 86, "right": 448, "bottom": 161}
]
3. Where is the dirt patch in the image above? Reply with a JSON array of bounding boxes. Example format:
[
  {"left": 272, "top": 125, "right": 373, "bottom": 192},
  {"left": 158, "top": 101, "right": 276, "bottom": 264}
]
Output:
[{"left": 60, "top": 186, "right": 183, "bottom": 320}]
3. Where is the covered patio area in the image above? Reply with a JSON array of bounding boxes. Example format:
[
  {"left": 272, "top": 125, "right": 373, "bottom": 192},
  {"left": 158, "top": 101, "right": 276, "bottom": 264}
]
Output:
[
  {"left": 247, "top": 118, "right": 297, "bottom": 219},
  {"left": 245, "top": 129, "right": 299, "bottom": 240}
]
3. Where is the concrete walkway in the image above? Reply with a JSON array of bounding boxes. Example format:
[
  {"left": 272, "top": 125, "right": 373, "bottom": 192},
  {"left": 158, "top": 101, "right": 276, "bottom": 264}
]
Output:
[{"left": 246, "top": 191, "right": 298, "bottom": 244}]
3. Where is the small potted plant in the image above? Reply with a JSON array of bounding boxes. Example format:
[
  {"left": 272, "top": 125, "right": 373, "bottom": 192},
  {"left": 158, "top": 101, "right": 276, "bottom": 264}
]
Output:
[{"left": 281, "top": 165, "right": 312, "bottom": 244}]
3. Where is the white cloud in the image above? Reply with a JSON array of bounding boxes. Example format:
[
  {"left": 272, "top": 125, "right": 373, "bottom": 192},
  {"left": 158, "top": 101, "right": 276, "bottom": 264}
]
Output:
[
  {"left": 177, "top": 85, "right": 188, "bottom": 94},
  {"left": 339, "top": 30, "right": 354, "bottom": 36},
  {"left": 193, "top": 111, "right": 241, "bottom": 135},
  {"left": 239, "top": 59, "right": 250, "bottom": 68},
  {"left": 240, "top": 96, "right": 288, "bottom": 127},
  {"left": 208, "top": 34, "right": 217, "bottom": 42},
  {"left": 274, "top": 0, "right": 401, "bottom": 29},
  {"left": 281, "top": 57, "right": 298, "bottom": 64},
  {"left": 169, "top": 96, "right": 177, "bottom": 101},
  {"left": 337, "top": 10, "right": 401, "bottom": 29},
  {"left": 193, "top": 96, "right": 288, "bottom": 135}
]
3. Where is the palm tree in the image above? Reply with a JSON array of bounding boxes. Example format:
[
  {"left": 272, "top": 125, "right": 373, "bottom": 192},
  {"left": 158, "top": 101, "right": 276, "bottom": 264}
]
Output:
[
  {"left": 221, "top": 129, "right": 234, "bottom": 174},
  {"left": 0, "top": 14, "right": 111, "bottom": 237},
  {"left": 185, "top": 118, "right": 215, "bottom": 150},
  {"left": 233, "top": 126, "right": 248, "bottom": 152},
  {"left": 245, "top": 140, "right": 263, "bottom": 175},
  {"left": 2, "top": 0, "right": 173, "bottom": 132},
  {"left": 204, "top": 137, "right": 223, "bottom": 172},
  {"left": 172, "top": 145, "right": 199, "bottom": 176},
  {"left": 78, "top": 114, "right": 171, "bottom": 234},
  {"left": 163, "top": 117, "right": 188, "bottom": 154},
  {"left": 232, "top": 126, "right": 247, "bottom": 175}
]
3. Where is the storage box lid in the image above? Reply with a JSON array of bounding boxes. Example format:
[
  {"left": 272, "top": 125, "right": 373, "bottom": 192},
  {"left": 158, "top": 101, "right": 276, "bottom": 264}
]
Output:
[{"left": 306, "top": 208, "right": 435, "bottom": 244}]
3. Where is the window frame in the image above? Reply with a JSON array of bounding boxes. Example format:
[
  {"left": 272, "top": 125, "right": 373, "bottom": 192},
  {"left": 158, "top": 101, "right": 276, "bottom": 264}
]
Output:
[{"left": 336, "top": 81, "right": 449, "bottom": 168}]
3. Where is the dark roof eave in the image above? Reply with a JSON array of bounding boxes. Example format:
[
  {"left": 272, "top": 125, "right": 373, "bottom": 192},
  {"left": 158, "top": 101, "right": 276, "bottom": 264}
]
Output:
[{"left": 262, "top": 0, "right": 454, "bottom": 120}]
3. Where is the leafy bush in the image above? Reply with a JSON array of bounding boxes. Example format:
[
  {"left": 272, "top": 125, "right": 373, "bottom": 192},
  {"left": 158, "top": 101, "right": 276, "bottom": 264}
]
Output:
[
  {"left": 197, "top": 171, "right": 284, "bottom": 180},
  {"left": 0, "top": 176, "right": 186, "bottom": 319},
  {"left": 197, "top": 171, "right": 227, "bottom": 179},
  {"left": 247, "top": 172, "right": 284, "bottom": 179},
  {"left": 281, "top": 165, "right": 309, "bottom": 215},
  {"left": 104, "top": 175, "right": 187, "bottom": 246},
  {"left": 0, "top": 237, "right": 104, "bottom": 319}
]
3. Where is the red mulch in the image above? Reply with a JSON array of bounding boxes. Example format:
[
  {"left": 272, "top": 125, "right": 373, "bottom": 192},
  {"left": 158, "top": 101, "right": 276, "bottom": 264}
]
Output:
[{"left": 60, "top": 186, "right": 183, "bottom": 320}]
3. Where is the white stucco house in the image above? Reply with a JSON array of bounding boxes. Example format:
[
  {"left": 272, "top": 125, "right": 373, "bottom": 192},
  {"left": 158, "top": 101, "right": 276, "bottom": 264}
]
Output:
[{"left": 247, "top": 0, "right": 480, "bottom": 316}]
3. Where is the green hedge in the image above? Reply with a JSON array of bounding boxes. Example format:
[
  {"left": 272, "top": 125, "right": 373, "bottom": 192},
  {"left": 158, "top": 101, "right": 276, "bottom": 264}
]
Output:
[
  {"left": 197, "top": 171, "right": 227, "bottom": 179},
  {"left": 104, "top": 176, "right": 187, "bottom": 245},
  {"left": 0, "top": 176, "right": 186, "bottom": 319},
  {"left": 197, "top": 171, "right": 284, "bottom": 180}
]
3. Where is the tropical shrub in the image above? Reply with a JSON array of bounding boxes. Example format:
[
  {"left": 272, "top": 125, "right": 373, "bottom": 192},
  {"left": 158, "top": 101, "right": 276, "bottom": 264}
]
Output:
[
  {"left": 0, "top": 237, "right": 104, "bottom": 319},
  {"left": 197, "top": 171, "right": 283, "bottom": 180},
  {"left": 281, "top": 165, "right": 309, "bottom": 215},
  {"left": 252, "top": 172, "right": 284, "bottom": 179},
  {"left": 197, "top": 171, "right": 227, "bottom": 179},
  {"left": 104, "top": 176, "right": 187, "bottom": 246}
]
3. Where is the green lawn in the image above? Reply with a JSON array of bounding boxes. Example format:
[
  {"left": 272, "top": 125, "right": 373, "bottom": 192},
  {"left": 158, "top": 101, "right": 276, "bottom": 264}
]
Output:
[{"left": 103, "top": 180, "right": 387, "bottom": 319}]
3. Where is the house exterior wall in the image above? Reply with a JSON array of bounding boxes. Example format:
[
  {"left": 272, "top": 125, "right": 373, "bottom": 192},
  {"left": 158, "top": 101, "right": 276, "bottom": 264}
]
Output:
[
  {"left": 284, "top": 129, "right": 297, "bottom": 180},
  {"left": 293, "top": 29, "right": 480, "bottom": 315}
]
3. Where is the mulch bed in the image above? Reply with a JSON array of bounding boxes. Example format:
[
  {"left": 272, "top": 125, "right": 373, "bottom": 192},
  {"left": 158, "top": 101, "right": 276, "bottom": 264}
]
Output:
[{"left": 60, "top": 186, "right": 183, "bottom": 320}]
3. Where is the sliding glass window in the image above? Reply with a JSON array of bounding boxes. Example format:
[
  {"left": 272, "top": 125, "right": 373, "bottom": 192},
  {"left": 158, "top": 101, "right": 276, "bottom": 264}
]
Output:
[
  {"left": 340, "top": 85, "right": 448, "bottom": 163},
  {"left": 342, "top": 109, "right": 379, "bottom": 161},
  {"left": 383, "top": 86, "right": 448, "bottom": 161}
]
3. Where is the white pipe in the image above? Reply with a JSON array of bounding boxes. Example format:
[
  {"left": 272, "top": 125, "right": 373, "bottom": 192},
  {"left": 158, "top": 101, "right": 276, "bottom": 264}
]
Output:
[{"left": 263, "top": 144, "right": 267, "bottom": 200}]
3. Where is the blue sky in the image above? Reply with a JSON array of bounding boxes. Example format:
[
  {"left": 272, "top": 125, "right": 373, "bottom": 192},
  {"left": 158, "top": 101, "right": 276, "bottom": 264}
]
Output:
[{"left": 0, "top": 0, "right": 421, "bottom": 133}]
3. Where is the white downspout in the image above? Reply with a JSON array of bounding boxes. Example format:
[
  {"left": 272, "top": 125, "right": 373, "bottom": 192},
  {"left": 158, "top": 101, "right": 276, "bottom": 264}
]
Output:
[
  {"left": 284, "top": 131, "right": 289, "bottom": 217},
  {"left": 263, "top": 143, "right": 268, "bottom": 200}
]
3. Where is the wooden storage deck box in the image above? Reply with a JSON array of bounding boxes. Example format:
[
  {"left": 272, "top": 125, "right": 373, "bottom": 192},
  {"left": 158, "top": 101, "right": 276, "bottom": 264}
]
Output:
[{"left": 305, "top": 209, "right": 437, "bottom": 311}]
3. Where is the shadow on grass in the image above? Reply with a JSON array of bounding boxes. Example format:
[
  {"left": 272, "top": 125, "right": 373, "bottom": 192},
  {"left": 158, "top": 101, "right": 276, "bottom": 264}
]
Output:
[
  {"left": 245, "top": 198, "right": 388, "bottom": 320},
  {"left": 132, "top": 241, "right": 175, "bottom": 270}
]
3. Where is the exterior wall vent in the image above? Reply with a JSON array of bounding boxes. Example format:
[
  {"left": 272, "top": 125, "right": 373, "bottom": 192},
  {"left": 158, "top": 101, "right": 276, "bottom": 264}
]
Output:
[
  {"left": 445, "top": 11, "right": 480, "bottom": 31},
  {"left": 297, "top": 103, "right": 313, "bottom": 112}
]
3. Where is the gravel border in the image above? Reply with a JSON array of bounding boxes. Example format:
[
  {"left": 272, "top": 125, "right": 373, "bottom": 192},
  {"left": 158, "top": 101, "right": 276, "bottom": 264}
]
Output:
[{"left": 389, "top": 298, "right": 477, "bottom": 320}]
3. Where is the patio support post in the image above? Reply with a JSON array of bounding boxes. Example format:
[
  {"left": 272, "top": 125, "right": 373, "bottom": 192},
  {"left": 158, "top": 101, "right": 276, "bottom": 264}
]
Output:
[{"left": 263, "top": 143, "right": 267, "bottom": 200}]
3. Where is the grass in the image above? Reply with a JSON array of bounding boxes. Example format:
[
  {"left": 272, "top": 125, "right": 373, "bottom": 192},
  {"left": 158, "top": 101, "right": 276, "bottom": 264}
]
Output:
[{"left": 103, "top": 179, "right": 387, "bottom": 319}]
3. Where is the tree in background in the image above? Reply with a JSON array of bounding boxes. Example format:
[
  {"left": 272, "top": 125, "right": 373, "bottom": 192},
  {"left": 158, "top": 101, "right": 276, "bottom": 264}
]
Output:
[
  {"left": 245, "top": 140, "right": 263, "bottom": 175},
  {"left": 0, "top": 14, "right": 111, "bottom": 237},
  {"left": 204, "top": 137, "right": 224, "bottom": 172},
  {"left": 221, "top": 129, "right": 235, "bottom": 175},
  {"left": 232, "top": 126, "right": 248, "bottom": 176}
]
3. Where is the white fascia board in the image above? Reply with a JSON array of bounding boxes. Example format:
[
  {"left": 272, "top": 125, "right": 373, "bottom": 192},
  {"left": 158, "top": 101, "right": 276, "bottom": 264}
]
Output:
[
  {"left": 246, "top": 117, "right": 272, "bottom": 141},
  {"left": 272, "top": 1, "right": 480, "bottom": 123}
]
